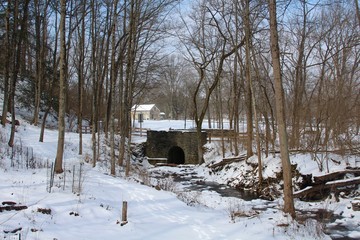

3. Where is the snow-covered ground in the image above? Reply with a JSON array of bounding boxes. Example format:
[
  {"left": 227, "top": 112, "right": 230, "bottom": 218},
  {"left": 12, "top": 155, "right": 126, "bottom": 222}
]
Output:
[{"left": 0, "top": 115, "right": 359, "bottom": 239}]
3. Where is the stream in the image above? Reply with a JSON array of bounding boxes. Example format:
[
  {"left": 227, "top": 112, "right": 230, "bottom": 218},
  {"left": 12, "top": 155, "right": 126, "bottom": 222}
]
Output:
[
  {"left": 149, "top": 165, "right": 359, "bottom": 240},
  {"left": 173, "top": 174, "right": 259, "bottom": 201}
]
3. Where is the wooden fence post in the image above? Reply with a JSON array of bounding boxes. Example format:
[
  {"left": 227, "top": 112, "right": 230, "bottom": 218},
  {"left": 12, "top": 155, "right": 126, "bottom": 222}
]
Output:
[{"left": 121, "top": 201, "right": 128, "bottom": 226}]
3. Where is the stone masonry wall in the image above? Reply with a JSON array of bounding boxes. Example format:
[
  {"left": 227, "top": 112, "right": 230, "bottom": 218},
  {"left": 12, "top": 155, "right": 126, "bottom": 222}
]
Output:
[{"left": 146, "top": 130, "right": 207, "bottom": 164}]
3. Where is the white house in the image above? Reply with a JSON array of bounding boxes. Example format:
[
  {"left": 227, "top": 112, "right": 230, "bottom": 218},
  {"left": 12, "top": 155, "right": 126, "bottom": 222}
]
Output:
[{"left": 131, "top": 104, "right": 161, "bottom": 121}]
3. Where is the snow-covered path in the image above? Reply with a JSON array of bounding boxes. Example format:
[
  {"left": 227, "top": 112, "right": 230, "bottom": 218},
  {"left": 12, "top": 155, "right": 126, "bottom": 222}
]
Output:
[{"left": 81, "top": 169, "right": 239, "bottom": 240}]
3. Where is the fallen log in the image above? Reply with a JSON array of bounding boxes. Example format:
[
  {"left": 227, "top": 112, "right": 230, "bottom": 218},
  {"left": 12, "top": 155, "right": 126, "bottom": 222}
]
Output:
[
  {"left": 208, "top": 154, "right": 246, "bottom": 169},
  {"left": 2, "top": 201, "right": 17, "bottom": 206},
  {"left": 0, "top": 205, "right": 28, "bottom": 212},
  {"left": 4, "top": 227, "right": 22, "bottom": 234},
  {"left": 155, "top": 163, "right": 178, "bottom": 167},
  {"left": 294, "top": 176, "right": 360, "bottom": 199},
  {"left": 147, "top": 158, "right": 167, "bottom": 165},
  {"left": 313, "top": 170, "right": 360, "bottom": 184}
]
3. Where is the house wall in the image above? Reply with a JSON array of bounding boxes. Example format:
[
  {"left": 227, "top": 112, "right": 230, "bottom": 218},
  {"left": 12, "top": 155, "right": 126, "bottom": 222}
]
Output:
[
  {"left": 131, "top": 106, "right": 161, "bottom": 120},
  {"left": 150, "top": 107, "right": 160, "bottom": 120}
]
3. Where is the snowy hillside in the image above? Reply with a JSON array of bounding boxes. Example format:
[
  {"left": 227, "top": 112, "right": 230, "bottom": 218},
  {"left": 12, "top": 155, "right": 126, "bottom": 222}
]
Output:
[{"left": 0, "top": 112, "right": 359, "bottom": 239}]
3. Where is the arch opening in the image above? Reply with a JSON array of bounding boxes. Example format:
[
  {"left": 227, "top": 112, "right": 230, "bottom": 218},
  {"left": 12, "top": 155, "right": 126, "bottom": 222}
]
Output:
[{"left": 167, "top": 146, "right": 185, "bottom": 164}]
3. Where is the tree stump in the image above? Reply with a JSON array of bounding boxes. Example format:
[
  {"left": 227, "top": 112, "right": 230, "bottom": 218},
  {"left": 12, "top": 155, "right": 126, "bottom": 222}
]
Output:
[{"left": 352, "top": 200, "right": 360, "bottom": 211}]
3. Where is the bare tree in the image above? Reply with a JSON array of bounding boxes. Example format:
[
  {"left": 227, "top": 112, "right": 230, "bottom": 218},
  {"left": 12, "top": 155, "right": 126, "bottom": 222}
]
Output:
[
  {"left": 287, "top": 0, "right": 317, "bottom": 149},
  {"left": 231, "top": 0, "right": 241, "bottom": 156},
  {"left": 355, "top": 0, "right": 360, "bottom": 26},
  {"left": 89, "top": 0, "right": 114, "bottom": 168},
  {"left": 32, "top": 0, "right": 49, "bottom": 126},
  {"left": 54, "top": 0, "right": 67, "bottom": 173},
  {"left": 110, "top": 0, "right": 119, "bottom": 175},
  {"left": 1, "top": 0, "right": 11, "bottom": 127},
  {"left": 75, "top": 0, "right": 87, "bottom": 155},
  {"left": 180, "top": 1, "right": 244, "bottom": 164},
  {"left": 155, "top": 55, "right": 188, "bottom": 119},
  {"left": 90, "top": 0, "right": 99, "bottom": 168},
  {"left": 123, "top": 0, "right": 138, "bottom": 176},
  {"left": 244, "top": 1, "right": 263, "bottom": 185},
  {"left": 242, "top": 0, "right": 254, "bottom": 158},
  {"left": 8, "top": 0, "right": 30, "bottom": 147},
  {"left": 39, "top": 1, "right": 58, "bottom": 143},
  {"left": 304, "top": 2, "right": 360, "bottom": 155},
  {"left": 268, "top": 0, "right": 295, "bottom": 218},
  {"left": 117, "top": 0, "right": 179, "bottom": 173}
]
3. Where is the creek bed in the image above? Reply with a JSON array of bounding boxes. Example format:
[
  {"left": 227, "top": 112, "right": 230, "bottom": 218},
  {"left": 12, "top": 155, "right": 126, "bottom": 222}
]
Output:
[{"left": 149, "top": 165, "right": 359, "bottom": 239}]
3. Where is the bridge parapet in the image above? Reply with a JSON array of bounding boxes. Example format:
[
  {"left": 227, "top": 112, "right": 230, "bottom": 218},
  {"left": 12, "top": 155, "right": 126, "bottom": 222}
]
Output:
[{"left": 146, "top": 130, "right": 207, "bottom": 165}]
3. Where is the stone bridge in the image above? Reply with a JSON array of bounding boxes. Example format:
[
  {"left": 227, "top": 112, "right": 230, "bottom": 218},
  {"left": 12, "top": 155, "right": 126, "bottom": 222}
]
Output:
[{"left": 146, "top": 130, "right": 207, "bottom": 165}]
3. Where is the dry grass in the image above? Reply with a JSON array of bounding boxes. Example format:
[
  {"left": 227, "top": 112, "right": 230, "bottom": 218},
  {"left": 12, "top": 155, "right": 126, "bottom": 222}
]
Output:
[
  {"left": 176, "top": 191, "right": 202, "bottom": 206},
  {"left": 227, "top": 201, "right": 257, "bottom": 222}
]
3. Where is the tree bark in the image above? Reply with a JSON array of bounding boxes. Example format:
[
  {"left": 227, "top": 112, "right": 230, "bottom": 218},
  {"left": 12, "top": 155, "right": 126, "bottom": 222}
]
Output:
[
  {"left": 8, "top": 0, "right": 30, "bottom": 147},
  {"left": 33, "top": 0, "right": 41, "bottom": 126},
  {"left": 268, "top": 0, "right": 295, "bottom": 218},
  {"left": 118, "top": 0, "right": 127, "bottom": 167},
  {"left": 77, "top": 0, "right": 86, "bottom": 155},
  {"left": 232, "top": 0, "right": 240, "bottom": 156},
  {"left": 355, "top": 0, "right": 360, "bottom": 27},
  {"left": 110, "top": 0, "right": 119, "bottom": 175},
  {"left": 1, "top": 0, "right": 11, "bottom": 127},
  {"left": 290, "top": 1, "right": 308, "bottom": 149},
  {"left": 54, "top": 0, "right": 67, "bottom": 174},
  {"left": 243, "top": 0, "right": 253, "bottom": 159},
  {"left": 91, "top": 0, "right": 98, "bottom": 168},
  {"left": 243, "top": 0, "right": 260, "bottom": 183},
  {"left": 40, "top": 0, "right": 58, "bottom": 143}
]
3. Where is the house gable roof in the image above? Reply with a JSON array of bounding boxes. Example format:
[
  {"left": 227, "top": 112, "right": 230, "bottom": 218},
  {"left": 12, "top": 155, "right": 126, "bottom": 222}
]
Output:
[{"left": 131, "top": 104, "right": 156, "bottom": 112}]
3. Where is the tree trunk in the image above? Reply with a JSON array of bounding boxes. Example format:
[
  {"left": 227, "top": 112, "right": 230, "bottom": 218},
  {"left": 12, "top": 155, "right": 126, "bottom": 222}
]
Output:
[
  {"left": 290, "top": 1, "right": 308, "bottom": 149},
  {"left": 110, "top": 0, "right": 119, "bottom": 175},
  {"left": 40, "top": 0, "right": 58, "bottom": 143},
  {"left": 77, "top": 0, "right": 86, "bottom": 155},
  {"left": 252, "top": 48, "right": 269, "bottom": 160},
  {"left": 91, "top": 0, "right": 98, "bottom": 167},
  {"left": 8, "top": 0, "right": 30, "bottom": 147},
  {"left": 1, "top": 0, "right": 11, "bottom": 127},
  {"left": 355, "top": 0, "right": 360, "bottom": 27},
  {"left": 244, "top": 0, "right": 253, "bottom": 159},
  {"left": 54, "top": 0, "right": 67, "bottom": 174},
  {"left": 232, "top": 0, "right": 240, "bottom": 156},
  {"left": 243, "top": 0, "right": 260, "bottom": 183},
  {"left": 124, "top": 0, "right": 138, "bottom": 176},
  {"left": 268, "top": 0, "right": 295, "bottom": 218},
  {"left": 33, "top": 0, "right": 41, "bottom": 126}
]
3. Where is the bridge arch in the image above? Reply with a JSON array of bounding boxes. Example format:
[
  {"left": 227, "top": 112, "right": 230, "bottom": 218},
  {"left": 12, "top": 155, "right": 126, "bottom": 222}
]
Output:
[{"left": 168, "top": 146, "right": 185, "bottom": 164}]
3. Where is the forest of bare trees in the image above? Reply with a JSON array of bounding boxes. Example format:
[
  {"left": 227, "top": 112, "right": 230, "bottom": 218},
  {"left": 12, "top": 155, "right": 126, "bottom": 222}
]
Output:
[{"left": 0, "top": 0, "right": 359, "bottom": 218}]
